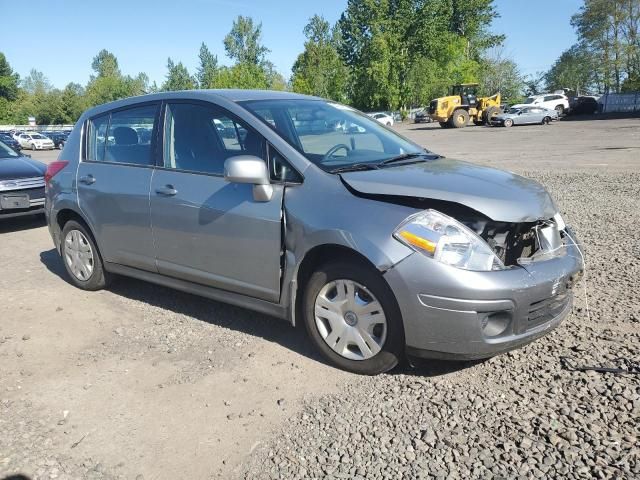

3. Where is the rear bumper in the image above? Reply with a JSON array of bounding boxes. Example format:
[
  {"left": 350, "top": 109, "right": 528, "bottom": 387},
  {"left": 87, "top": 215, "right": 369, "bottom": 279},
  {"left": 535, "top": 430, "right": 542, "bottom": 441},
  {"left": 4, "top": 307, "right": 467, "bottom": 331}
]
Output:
[{"left": 384, "top": 232, "right": 584, "bottom": 359}]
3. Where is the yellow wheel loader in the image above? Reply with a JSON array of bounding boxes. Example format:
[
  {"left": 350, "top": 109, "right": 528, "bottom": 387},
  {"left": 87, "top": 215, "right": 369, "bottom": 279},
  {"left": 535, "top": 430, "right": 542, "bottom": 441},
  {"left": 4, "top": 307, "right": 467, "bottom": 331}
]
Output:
[{"left": 428, "top": 83, "right": 502, "bottom": 128}]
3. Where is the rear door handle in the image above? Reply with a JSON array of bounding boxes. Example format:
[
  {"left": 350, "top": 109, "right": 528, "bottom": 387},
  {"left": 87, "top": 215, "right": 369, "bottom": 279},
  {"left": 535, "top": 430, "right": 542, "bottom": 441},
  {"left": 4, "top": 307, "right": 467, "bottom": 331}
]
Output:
[
  {"left": 155, "top": 185, "right": 178, "bottom": 196},
  {"left": 79, "top": 175, "right": 96, "bottom": 185}
]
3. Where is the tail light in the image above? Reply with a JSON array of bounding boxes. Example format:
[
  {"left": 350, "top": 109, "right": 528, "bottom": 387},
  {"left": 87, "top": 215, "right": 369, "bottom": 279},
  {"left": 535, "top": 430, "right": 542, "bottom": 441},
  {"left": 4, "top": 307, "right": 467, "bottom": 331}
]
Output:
[{"left": 44, "top": 161, "right": 69, "bottom": 186}]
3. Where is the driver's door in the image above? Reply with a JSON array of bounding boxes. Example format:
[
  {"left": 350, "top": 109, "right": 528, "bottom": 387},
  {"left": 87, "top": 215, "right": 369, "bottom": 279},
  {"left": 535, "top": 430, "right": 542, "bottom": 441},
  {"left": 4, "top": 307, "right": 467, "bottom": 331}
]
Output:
[{"left": 149, "top": 101, "right": 284, "bottom": 302}]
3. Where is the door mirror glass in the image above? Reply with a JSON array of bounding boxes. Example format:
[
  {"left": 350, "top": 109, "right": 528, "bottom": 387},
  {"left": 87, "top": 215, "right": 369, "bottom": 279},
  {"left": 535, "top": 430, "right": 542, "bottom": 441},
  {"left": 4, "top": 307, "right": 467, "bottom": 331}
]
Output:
[{"left": 224, "top": 155, "right": 273, "bottom": 202}]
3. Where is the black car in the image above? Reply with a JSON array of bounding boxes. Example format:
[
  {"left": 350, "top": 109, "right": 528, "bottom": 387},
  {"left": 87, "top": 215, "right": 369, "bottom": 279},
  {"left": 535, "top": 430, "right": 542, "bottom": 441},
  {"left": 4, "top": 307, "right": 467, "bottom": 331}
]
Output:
[
  {"left": 414, "top": 110, "right": 432, "bottom": 123},
  {"left": 0, "top": 133, "right": 22, "bottom": 152},
  {"left": 43, "top": 132, "right": 68, "bottom": 149},
  {"left": 0, "top": 140, "right": 47, "bottom": 219},
  {"left": 570, "top": 96, "right": 599, "bottom": 115}
]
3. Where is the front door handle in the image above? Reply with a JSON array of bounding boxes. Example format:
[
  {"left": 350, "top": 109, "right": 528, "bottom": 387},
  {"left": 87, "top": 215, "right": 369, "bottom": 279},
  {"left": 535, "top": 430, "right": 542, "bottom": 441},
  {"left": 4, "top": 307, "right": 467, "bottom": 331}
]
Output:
[
  {"left": 79, "top": 175, "right": 96, "bottom": 185},
  {"left": 155, "top": 185, "right": 178, "bottom": 196}
]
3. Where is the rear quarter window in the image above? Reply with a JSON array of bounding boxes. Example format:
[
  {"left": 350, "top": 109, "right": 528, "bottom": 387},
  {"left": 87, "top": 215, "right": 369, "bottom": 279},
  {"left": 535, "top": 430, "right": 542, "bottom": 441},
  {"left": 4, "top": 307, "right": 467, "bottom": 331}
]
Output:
[{"left": 86, "top": 104, "right": 158, "bottom": 165}]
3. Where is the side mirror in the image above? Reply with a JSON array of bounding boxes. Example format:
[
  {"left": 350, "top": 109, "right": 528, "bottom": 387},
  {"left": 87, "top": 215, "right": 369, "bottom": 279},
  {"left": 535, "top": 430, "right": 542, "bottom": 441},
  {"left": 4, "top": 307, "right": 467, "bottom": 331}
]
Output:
[{"left": 224, "top": 155, "right": 273, "bottom": 202}]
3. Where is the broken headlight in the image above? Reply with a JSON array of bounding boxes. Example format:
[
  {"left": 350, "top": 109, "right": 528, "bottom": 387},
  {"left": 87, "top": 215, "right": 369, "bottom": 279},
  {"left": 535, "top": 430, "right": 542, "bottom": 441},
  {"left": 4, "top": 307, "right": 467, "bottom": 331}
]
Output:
[{"left": 394, "top": 210, "right": 505, "bottom": 271}]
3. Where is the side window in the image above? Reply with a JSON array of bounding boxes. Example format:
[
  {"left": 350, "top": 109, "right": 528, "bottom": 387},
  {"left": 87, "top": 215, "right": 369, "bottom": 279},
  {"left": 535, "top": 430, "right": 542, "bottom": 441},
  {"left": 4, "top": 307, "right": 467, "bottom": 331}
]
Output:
[
  {"left": 104, "top": 104, "right": 158, "bottom": 165},
  {"left": 87, "top": 114, "right": 110, "bottom": 162},
  {"left": 268, "top": 144, "right": 302, "bottom": 183},
  {"left": 543, "top": 96, "right": 554, "bottom": 102},
  {"left": 163, "top": 102, "right": 265, "bottom": 175}
]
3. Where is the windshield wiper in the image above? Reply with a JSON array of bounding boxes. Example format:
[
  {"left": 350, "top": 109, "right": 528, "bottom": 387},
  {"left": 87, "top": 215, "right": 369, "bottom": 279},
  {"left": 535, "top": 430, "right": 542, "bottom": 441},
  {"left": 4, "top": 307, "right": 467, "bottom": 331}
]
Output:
[
  {"left": 330, "top": 163, "right": 379, "bottom": 174},
  {"left": 377, "top": 152, "right": 436, "bottom": 167}
]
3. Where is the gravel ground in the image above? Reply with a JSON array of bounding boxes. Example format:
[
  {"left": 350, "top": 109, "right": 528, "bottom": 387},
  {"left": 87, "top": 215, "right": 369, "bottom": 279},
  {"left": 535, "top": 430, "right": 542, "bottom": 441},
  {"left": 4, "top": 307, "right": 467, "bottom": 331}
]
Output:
[
  {"left": 1, "top": 116, "right": 639, "bottom": 479},
  {"left": 240, "top": 118, "right": 640, "bottom": 480}
]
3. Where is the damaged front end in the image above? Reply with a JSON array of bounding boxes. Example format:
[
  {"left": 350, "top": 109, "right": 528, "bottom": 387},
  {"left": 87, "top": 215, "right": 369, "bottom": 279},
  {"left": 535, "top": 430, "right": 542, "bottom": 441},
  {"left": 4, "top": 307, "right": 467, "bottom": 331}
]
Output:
[{"left": 464, "top": 214, "right": 569, "bottom": 267}]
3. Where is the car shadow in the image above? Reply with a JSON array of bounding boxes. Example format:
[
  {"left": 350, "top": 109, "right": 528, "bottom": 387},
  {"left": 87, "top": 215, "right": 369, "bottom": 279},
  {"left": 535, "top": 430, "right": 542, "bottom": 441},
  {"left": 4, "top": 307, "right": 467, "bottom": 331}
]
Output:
[
  {"left": 0, "top": 214, "right": 46, "bottom": 233},
  {"left": 39, "top": 247, "right": 475, "bottom": 378}
]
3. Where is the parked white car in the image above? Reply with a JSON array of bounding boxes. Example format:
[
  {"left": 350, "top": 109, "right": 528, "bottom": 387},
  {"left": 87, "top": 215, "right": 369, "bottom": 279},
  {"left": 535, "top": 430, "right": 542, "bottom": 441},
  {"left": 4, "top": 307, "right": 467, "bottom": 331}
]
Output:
[
  {"left": 369, "top": 112, "right": 395, "bottom": 126},
  {"left": 512, "top": 94, "right": 570, "bottom": 115},
  {"left": 16, "top": 133, "right": 55, "bottom": 150}
]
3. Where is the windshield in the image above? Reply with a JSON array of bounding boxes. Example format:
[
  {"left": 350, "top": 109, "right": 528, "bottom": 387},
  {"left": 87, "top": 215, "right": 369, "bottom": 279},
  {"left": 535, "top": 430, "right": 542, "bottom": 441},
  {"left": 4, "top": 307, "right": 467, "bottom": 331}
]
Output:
[
  {"left": 507, "top": 108, "right": 521, "bottom": 114},
  {"left": 0, "top": 140, "right": 19, "bottom": 158},
  {"left": 31, "top": 134, "right": 46, "bottom": 139},
  {"left": 240, "top": 99, "right": 424, "bottom": 171},
  {"left": 523, "top": 97, "right": 536, "bottom": 104}
]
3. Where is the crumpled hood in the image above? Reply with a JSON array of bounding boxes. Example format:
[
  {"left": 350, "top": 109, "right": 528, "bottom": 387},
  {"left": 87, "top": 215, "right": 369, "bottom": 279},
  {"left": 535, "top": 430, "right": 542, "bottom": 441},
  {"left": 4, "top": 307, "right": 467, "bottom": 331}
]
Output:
[
  {"left": 340, "top": 158, "right": 557, "bottom": 223},
  {"left": 0, "top": 156, "right": 46, "bottom": 180}
]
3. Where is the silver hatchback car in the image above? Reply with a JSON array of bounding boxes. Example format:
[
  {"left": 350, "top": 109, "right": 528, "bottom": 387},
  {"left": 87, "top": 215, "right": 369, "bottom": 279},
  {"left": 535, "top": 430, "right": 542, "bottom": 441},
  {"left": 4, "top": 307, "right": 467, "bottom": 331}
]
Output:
[{"left": 45, "top": 90, "right": 583, "bottom": 375}]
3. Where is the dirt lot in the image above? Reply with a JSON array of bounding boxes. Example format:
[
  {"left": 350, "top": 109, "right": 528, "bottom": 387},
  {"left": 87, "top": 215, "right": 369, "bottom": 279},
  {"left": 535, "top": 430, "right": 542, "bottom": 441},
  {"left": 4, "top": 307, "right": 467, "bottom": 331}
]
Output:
[{"left": 1, "top": 117, "right": 639, "bottom": 480}]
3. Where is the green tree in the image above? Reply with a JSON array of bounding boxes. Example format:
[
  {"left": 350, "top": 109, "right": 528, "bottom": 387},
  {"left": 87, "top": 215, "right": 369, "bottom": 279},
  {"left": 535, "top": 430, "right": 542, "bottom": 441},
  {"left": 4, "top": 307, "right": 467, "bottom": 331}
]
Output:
[
  {"left": 214, "top": 64, "right": 269, "bottom": 90},
  {"left": 0, "top": 52, "right": 20, "bottom": 101},
  {"left": 21, "top": 69, "right": 52, "bottom": 95},
  {"left": 85, "top": 51, "right": 148, "bottom": 106},
  {"left": 524, "top": 72, "right": 546, "bottom": 96},
  {"left": 197, "top": 42, "right": 219, "bottom": 88},
  {"left": 291, "top": 15, "right": 349, "bottom": 101},
  {"left": 91, "top": 49, "right": 121, "bottom": 78},
  {"left": 477, "top": 48, "right": 524, "bottom": 103},
  {"left": 60, "top": 83, "right": 87, "bottom": 123},
  {"left": 571, "top": 0, "right": 637, "bottom": 92},
  {"left": 545, "top": 44, "right": 599, "bottom": 94},
  {"left": 220, "top": 15, "right": 286, "bottom": 91},
  {"left": 162, "top": 58, "right": 196, "bottom": 91},
  {"left": 224, "top": 16, "right": 270, "bottom": 65},
  {"left": 337, "top": 0, "right": 500, "bottom": 110},
  {"left": 450, "top": 0, "right": 505, "bottom": 58}
]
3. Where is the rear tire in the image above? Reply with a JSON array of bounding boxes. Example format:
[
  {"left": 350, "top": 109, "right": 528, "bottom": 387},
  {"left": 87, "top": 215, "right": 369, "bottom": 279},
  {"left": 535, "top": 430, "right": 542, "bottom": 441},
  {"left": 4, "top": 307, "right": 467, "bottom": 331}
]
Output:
[
  {"left": 60, "top": 220, "right": 111, "bottom": 291},
  {"left": 555, "top": 105, "right": 565, "bottom": 116},
  {"left": 484, "top": 106, "right": 500, "bottom": 125},
  {"left": 449, "top": 109, "right": 469, "bottom": 128},
  {"left": 302, "top": 261, "right": 404, "bottom": 375}
]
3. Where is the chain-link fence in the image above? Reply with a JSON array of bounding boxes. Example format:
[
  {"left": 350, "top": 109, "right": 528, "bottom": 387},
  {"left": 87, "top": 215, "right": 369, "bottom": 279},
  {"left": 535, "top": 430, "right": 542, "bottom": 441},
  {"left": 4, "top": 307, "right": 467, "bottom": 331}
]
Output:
[{"left": 0, "top": 124, "right": 75, "bottom": 132}]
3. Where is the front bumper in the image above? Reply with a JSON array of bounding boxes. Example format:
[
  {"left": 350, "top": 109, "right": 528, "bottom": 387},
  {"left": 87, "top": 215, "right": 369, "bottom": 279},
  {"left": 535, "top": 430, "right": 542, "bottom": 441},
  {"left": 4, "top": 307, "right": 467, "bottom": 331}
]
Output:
[
  {"left": 0, "top": 186, "right": 46, "bottom": 219},
  {"left": 384, "top": 233, "right": 584, "bottom": 359}
]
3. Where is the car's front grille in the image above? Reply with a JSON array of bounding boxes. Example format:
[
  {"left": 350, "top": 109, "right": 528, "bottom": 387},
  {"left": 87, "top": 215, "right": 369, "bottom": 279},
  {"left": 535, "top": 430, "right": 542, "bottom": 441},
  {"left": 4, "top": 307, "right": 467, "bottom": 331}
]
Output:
[
  {"left": 0, "top": 177, "right": 45, "bottom": 192},
  {"left": 527, "top": 291, "right": 571, "bottom": 328}
]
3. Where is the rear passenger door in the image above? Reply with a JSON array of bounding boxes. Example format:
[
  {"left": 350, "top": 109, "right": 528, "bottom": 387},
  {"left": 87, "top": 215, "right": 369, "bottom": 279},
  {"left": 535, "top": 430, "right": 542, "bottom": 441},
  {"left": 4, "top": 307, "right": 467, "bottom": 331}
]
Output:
[
  {"left": 149, "top": 101, "right": 284, "bottom": 302},
  {"left": 77, "top": 103, "right": 160, "bottom": 272}
]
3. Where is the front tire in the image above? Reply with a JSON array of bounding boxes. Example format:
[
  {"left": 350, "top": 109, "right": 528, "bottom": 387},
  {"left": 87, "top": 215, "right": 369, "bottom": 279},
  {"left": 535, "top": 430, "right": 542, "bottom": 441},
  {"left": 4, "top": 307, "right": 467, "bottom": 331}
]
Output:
[
  {"left": 449, "top": 109, "right": 469, "bottom": 128},
  {"left": 302, "top": 261, "right": 404, "bottom": 375},
  {"left": 31, "top": 143, "right": 37, "bottom": 150},
  {"left": 542, "top": 116, "right": 551, "bottom": 125},
  {"left": 503, "top": 118, "right": 514, "bottom": 128},
  {"left": 61, "top": 220, "right": 110, "bottom": 291}
]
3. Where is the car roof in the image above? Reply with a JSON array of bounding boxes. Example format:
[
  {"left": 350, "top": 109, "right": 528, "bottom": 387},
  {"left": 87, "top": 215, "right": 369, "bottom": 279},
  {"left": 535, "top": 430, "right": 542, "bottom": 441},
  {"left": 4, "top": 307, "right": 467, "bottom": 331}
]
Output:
[{"left": 81, "top": 89, "right": 323, "bottom": 119}]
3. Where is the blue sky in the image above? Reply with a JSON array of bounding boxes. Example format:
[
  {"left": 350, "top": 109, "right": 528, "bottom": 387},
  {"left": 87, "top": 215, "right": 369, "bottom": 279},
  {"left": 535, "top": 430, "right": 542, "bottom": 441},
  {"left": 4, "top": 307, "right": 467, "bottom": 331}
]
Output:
[{"left": 0, "top": 0, "right": 582, "bottom": 88}]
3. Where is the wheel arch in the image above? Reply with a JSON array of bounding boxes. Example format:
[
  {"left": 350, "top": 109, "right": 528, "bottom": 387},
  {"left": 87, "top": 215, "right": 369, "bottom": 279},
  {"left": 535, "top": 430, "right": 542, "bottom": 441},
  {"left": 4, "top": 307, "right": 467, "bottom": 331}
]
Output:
[
  {"left": 54, "top": 207, "right": 101, "bottom": 254},
  {"left": 291, "top": 243, "right": 398, "bottom": 328}
]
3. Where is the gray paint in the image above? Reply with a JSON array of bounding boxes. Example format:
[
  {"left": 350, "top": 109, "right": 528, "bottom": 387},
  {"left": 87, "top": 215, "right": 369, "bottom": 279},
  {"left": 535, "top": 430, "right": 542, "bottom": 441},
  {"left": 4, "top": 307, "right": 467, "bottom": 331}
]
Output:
[
  {"left": 46, "top": 90, "right": 583, "bottom": 360},
  {"left": 341, "top": 159, "right": 558, "bottom": 222}
]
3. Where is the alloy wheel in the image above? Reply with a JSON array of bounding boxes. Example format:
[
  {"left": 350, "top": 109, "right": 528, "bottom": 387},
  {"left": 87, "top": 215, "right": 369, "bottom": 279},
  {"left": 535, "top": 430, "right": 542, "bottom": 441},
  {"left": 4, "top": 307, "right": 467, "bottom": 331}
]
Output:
[
  {"left": 314, "top": 279, "right": 387, "bottom": 361},
  {"left": 64, "top": 229, "right": 95, "bottom": 281}
]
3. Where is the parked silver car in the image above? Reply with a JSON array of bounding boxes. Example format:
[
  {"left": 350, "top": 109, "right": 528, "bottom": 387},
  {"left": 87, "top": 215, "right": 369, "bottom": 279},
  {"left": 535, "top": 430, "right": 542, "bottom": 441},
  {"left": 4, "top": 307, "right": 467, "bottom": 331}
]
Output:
[
  {"left": 45, "top": 90, "right": 583, "bottom": 374},
  {"left": 492, "top": 106, "right": 558, "bottom": 127}
]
